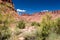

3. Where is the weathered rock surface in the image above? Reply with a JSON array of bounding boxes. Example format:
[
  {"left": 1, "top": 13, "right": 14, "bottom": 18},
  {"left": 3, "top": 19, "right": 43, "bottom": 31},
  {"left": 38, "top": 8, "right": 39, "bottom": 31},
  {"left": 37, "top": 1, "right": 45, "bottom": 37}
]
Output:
[
  {"left": 0, "top": 0, "right": 20, "bottom": 21},
  {"left": 20, "top": 10, "right": 60, "bottom": 22}
]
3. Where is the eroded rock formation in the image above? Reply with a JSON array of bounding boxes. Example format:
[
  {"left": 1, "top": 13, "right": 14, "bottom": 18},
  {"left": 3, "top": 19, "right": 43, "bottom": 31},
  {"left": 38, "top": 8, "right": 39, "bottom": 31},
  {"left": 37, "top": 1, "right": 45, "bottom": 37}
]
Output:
[
  {"left": 0, "top": 0, "right": 12, "bottom": 3},
  {"left": 0, "top": 0, "right": 20, "bottom": 21}
]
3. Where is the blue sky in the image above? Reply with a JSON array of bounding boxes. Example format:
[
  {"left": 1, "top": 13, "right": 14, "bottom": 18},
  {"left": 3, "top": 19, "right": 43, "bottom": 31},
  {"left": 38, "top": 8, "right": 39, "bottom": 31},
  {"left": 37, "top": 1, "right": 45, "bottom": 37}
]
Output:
[{"left": 12, "top": 0, "right": 60, "bottom": 14}]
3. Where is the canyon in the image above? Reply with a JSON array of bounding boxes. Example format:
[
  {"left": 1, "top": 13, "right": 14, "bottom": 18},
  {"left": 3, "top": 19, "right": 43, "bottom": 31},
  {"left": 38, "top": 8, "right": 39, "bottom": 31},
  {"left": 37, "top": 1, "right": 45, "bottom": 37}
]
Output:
[{"left": 0, "top": 0, "right": 60, "bottom": 23}]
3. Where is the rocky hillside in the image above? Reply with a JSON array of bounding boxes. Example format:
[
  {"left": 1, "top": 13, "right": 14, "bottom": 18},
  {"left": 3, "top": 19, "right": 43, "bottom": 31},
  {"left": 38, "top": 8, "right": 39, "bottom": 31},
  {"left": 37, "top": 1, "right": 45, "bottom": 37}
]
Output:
[
  {"left": 0, "top": 0, "right": 20, "bottom": 21},
  {"left": 20, "top": 10, "right": 60, "bottom": 22},
  {"left": 0, "top": 0, "right": 60, "bottom": 23}
]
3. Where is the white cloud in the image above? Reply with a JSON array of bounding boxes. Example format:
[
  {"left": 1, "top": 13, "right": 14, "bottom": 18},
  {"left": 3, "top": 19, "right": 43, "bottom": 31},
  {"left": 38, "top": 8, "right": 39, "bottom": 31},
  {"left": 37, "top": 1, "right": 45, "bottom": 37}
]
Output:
[
  {"left": 41, "top": 10, "right": 48, "bottom": 12},
  {"left": 17, "top": 9, "right": 26, "bottom": 12}
]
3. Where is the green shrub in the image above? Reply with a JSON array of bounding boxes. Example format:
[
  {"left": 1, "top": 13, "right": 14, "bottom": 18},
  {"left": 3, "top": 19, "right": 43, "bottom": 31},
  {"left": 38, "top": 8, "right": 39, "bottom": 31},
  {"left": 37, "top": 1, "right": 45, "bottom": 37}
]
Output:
[
  {"left": 31, "top": 22, "right": 40, "bottom": 26},
  {"left": 0, "top": 19, "right": 11, "bottom": 40},
  {"left": 35, "top": 13, "right": 58, "bottom": 40},
  {"left": 0, "top": 27, "right": 11, "bottom": 40},
  {"left": 17, "top": 20, "right": 25, "bottom": 29},
  {"left": 0, "top": 13, "right": 14, "bottom": 40},
  {"left": 54, "top": 18, "right": 60, "bottom": 34},
  {"left": 35, "top": 13, "right": 60, "bottom": 40}
]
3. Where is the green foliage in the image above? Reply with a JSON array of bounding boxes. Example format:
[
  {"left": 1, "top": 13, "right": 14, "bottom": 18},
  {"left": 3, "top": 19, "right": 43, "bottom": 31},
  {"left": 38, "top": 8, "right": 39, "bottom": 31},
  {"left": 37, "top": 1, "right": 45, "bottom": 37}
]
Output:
[
  {"left": 46, "top": 32, "right": 60, "bottom": 40},
  {"left": 0, "top": 26, "right": 11, "bottom": 40},
  {"left": 39, "top": 14, "right": 52, "bottom": 40},
  {"left": 35, "top": 13, "right": 60, "bottom": 40},
  {"left": 0, "top": 13, "right": 14, "bottom": 40},
  {"left": 17, "top": 20, "right": 25, "bottom": 29},
  {"left": 31, "top": 22, "right": 40, "bottom": 26},
  {"left": 54, "top": 18, "right": 60, "bottom": 34}
]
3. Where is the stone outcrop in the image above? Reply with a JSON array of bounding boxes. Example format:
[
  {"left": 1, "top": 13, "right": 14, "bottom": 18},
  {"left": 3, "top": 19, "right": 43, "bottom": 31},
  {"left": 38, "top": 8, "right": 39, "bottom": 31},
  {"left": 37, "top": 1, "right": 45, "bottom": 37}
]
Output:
[
  {"left": 0, "top": 0, "right": 13, "bottom": 8},
  {"left": 0, "top": 0, "right": 20, "bottom": 21},
  {"left": 0, "top": 0, "right": 13, "bottom": 3},
  {"left": 20, "top": 10, "right": 60, "bottom": 22},
  {"left": 21, "top": 13, "right": 31, "bottom": 16}
]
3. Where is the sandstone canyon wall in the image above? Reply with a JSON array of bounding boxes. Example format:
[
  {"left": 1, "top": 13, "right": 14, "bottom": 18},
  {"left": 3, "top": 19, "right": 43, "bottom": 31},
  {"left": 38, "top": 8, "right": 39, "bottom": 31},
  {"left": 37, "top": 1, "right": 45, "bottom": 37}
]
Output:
[{"left": 0, "top": 0, "right": 60, "bottom": 23}]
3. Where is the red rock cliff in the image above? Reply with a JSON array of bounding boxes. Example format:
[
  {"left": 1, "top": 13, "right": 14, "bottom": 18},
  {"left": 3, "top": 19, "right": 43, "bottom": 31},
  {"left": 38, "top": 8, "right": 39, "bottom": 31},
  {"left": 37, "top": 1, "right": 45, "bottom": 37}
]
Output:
[{"left": 0, "top": 0, "right": 12, "bottom": 3}]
